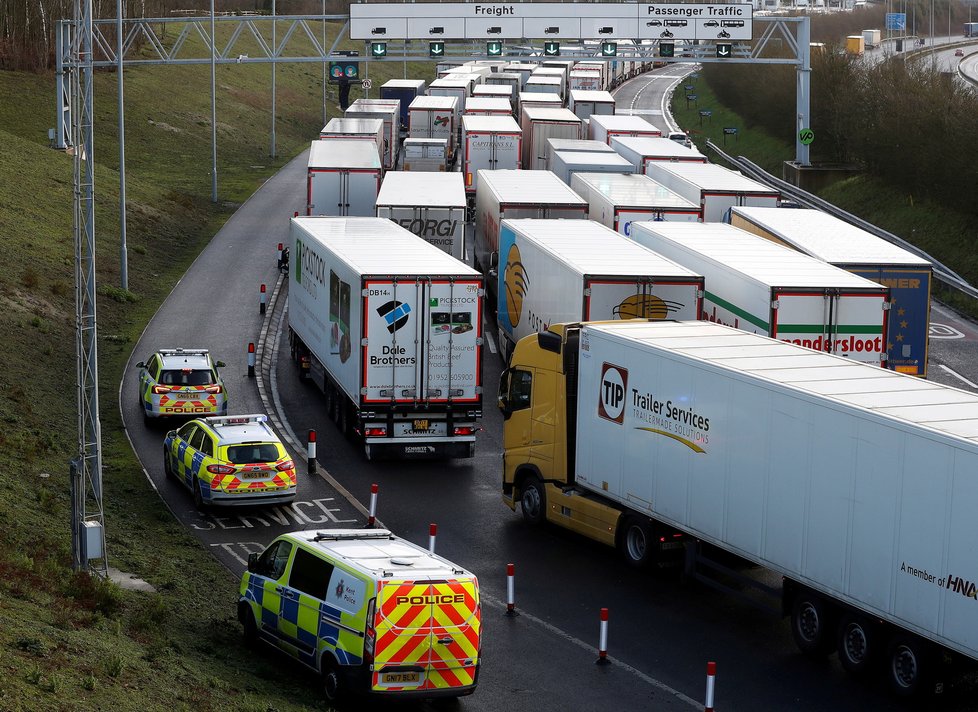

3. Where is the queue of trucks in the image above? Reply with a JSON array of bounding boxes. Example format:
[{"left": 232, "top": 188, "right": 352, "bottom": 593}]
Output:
[{"left": 284, "top": 53, "right": 967, "bottom": 700}]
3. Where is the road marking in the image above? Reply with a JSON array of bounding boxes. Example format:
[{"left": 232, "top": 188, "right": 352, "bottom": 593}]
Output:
[
  {"left": 485, "top": 329, "right": 498, "bottom": 354},
  {"left": 930, "top": 322, "right": 966, "bottom": 339},
  {"left": 482, "top": 593, "right": 700, "bottom": 709},
  {"left": 265, "top": 295, "right": 381, "bottom": 527},
  {"left": 938, "top": 364, "right": 978, "bottom": 389}
]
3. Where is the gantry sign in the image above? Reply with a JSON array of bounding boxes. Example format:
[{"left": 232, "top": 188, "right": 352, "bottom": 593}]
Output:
[{"left": 350, "top": 3, "right": 753, "bottom": 42}]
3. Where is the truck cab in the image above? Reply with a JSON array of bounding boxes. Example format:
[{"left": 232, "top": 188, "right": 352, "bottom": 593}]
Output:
[{"left": 499, "top": 324, "right": 680, "bottom": 566}]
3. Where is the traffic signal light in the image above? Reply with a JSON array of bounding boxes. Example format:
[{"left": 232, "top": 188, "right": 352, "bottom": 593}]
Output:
[
  {"left": 429, "top": 41, "right": 445, "bottom": 57},
  {"left": 487, "top": 41, "right": 503, "bottom": 57},
  {"left": 370, "top": 42, "right": 387, "bottom": 58},
  {"left": 716, "top": 43, "right": 732, "bottom": 58},
  {"left": 659, "top": 42, "right": 674, "bottom": 58},
  {"left": 544, "top": 41, "right": 560, "bottom": 56},
  {"left": 601, "top": 41, "right": 617, "bottom": 57}
]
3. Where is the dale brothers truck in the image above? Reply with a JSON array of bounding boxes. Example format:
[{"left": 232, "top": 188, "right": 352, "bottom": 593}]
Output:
[
  {"left": 499, "top": 319, "right": 978, "bottom": 698},
  {"left": 289, "top": 217, "right": 484, "bottom": 459}
]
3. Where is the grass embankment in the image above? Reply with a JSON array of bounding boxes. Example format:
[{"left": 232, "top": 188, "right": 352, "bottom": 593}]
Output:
[
  {"left": 671, "top": 72, "right": 978, "bottom": 318},
  {"left": 0, "top": 20, "right": 430, "bottom": 711}
]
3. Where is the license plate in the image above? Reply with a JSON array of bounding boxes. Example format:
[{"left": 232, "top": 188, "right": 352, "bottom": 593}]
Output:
[
  {"left": 661, "top": 542, "right": 683, "bottom": 551},
  {"left": 412, "top": 419, "right": 430, "bottom": 432},
  {"left": 242, "top": 471, "right": 267, "bottom": 480},
  {"left": 382, "top": 672, "right": 421, "bottom": 685},
  {"left": 176, "top": 391, "right": 202, "bottom": 399}
]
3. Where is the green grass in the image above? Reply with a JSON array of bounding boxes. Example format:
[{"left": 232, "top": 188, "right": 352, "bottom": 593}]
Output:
[
  {"left": 670, "top": 73, "right": 978, "bottom": 320},
  {"left": 0, "top": 20, "right": 432, "bottom": 710}
]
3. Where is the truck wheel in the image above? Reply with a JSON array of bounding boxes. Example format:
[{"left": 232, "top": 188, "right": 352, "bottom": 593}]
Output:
[
  {"left": 519, "top": 476, "right": 546, "bottom": 525},
  {"left": 324, "top": 383, "right": 336, "bottom": 420},
  {"left": 837, "top": 614, "right": 878, "bottom": 675},
  {"left": 321, "top": 654, "right": 344, "bottom": 703},
  {"left": 790, "top": 592, "right": 834, "bottom": 657},
  {"left": 886, "top": 634, "right": 930, "bottom": 697},
  {"left": 618, "top": 517, "right": 653, "bottom": 568}
]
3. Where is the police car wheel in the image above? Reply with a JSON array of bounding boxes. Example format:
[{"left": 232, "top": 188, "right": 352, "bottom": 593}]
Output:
[
  {"left": 240, "top": 605, "right": 259, "bottom": 648},
  {"left": 193, "top": 479, "right": 207, "bottom": 510},
  {"left": 321, "top": 656, "right": 343, "bottom": 702},
  {"left": 163, "top": 447, "right": 173, "bottom": 479}
]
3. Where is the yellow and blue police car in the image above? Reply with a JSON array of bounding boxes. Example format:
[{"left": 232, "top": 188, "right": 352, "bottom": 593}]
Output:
[
  {"left": 163, "top": 414, "right": 297, "bottom": 509},
  {"left": 136, "top": 348, "right": 228, "bottom": 422},
  {"left": 239, "top": 529, "right": 481, "bottom": 703}
]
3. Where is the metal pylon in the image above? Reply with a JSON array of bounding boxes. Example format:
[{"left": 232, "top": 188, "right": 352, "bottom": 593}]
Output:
[{"left": 70, "top": 0, "right": 107, "bottom": 575}]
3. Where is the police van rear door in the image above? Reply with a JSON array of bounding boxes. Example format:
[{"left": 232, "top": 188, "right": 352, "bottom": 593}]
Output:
[{"left": 373, "top": 579, "right": 481, "bottom": 693}]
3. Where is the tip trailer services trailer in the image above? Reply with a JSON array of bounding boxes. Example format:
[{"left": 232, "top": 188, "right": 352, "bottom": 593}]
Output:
[
  {"left": 288, "top": 217, "right": 484, "bottom": 459},
  {"left": 627, "top": 221, "right": 891, "bottom": 367},
  {"left": 500, "top": 319, "right": 978, "bottom": 698},
  {"left": 727, "top": 206, "right": 933, "bottom": 377}
]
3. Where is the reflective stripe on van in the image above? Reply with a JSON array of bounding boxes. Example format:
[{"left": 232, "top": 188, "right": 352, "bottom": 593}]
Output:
[{"left": 373, "top": 578, "right": 481, "bottom": 692}]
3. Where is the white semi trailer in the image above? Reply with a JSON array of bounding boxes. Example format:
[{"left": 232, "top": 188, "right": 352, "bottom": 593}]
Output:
[
  {"left": 289, "top": 217, "right": 483, "bottom": 459},
  {"left": 501, "top": 319, "right": 978, "bottom": 698}
]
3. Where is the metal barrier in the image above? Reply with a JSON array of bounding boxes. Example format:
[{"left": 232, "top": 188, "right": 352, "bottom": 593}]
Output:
[{"left": 705, "top": 139, "right": 978, "bottom": 304}]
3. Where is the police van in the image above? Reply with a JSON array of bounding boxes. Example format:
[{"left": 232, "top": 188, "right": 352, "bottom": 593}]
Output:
[{"left": 238, "top": 529, "right": 481, "bottom": 702}]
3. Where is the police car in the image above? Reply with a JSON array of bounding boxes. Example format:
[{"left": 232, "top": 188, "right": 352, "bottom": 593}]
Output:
[
  {"left": 163, "top": 414, "right": 297, "bottom": 509},
  {"left": 136, "top": 348, "right": 228, "bottom": 421},
  {"left": 239, "top": 529, "right": 481, "bottom": 702}
]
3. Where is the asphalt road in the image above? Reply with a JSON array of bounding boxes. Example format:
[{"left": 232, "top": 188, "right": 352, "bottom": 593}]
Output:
[{"left": 120, "top": 63, "right": 978, "bottom": 711}]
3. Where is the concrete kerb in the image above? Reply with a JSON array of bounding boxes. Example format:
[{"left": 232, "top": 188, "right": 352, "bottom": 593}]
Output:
[{"left": 257, "top": 270, "right": 381, "bottom": 528}]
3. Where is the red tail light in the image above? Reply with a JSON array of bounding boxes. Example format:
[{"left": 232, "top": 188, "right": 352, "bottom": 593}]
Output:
[
  {"left": 203, "top": 385, "right": 223, "bottom": 394},
  {"left": 364, "top": 598, "right": 377, "bottom": 660},
  {"left": 276, "top": 460, "right": 294, "bottom": 472},
  {"left": 152, "top": 385, "right": 171, "bottom": 394},
  {"left": 364, "top": 427, "right": 387, "bottom": 437},
  {"left": 453, "top": 426, "right": 475, "bottom": 436},
  {"left": 206, "top": 463, "right": 236, "bottom": 475}
]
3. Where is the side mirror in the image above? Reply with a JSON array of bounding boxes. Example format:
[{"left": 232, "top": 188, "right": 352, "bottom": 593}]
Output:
[
  {"left": 247, "top": 552, "right": 259, "bottom": 573},
  {"left": 497, "top": 395, "right": 512, "bottom": 420},
  {"left": 214, "top": 361, "right": 226, "bottom": 368},
  {"left": 135, "top": 361, "right": 145, "bottom": 368}
]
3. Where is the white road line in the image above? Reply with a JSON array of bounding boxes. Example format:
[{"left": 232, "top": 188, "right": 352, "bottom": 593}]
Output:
[
  {"left": 482, "top": 594, "right": 700, "bottom": 709},
  {"left": 485, "top": 329, "right": 498, "bottom": 354},
  {"left": 938, "top": 363, "right": 978, "bottom": 389}
]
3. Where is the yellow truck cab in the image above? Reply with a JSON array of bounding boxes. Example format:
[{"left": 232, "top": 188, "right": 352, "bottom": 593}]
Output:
[
  {"left": 238, "top": 529, "right": 481, "bottom": 703},
  {"left": 499, "top": 323, "right": 683, "bottom": 566}
]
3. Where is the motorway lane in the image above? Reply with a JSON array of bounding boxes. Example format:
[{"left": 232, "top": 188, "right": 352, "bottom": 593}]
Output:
[
  {"left": 118, "top": 64, "right": 978, "bottom": 710},
  {"left": 120, "top": 150, "right": 365, "bottom": 574},
  {"left": 272, "top": 283, "right": 904, "bottom": 711}
]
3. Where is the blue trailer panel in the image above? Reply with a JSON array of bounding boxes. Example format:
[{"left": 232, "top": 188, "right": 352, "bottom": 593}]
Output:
[{"left": 380, "top": 79, "right": 426, "bottom": 129}]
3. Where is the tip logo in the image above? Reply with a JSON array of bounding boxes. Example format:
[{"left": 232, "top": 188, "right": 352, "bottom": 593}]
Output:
[
  {"left": 377, "top": 300, "right": 411, "bottom": 333},
  {"left": 433, "top": 115, "right": 450, "bottom": 126},
  {"left": 598, "top": 362, "right": 627, "bottom": 424},
  {"left": 503, "top": 243, "right": 528, "bottom": 328}
]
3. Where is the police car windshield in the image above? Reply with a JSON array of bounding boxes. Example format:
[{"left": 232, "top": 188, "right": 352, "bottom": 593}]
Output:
[
  {"left": 226, "top": 443, "right": 280, "bottom": 464},
  {"left": 160, "top": 369, "right": 213, "bottom": 386}
]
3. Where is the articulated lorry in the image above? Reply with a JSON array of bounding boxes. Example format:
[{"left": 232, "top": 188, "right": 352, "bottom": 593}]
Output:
[
  {"left": 627, "top": 222, "right": 891, "bottom": 367},
  {"left": 289, "top": 217, "right": 483, "bottom": 459},
  {"left": 495, "top": 219, "right": 703, "bottom": 356},
  {"left": 727, "top": 206, "right": 933, "bottom": 377},
  {"left": 500, "top": 319, "right": 978, "bottom": 697}
]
